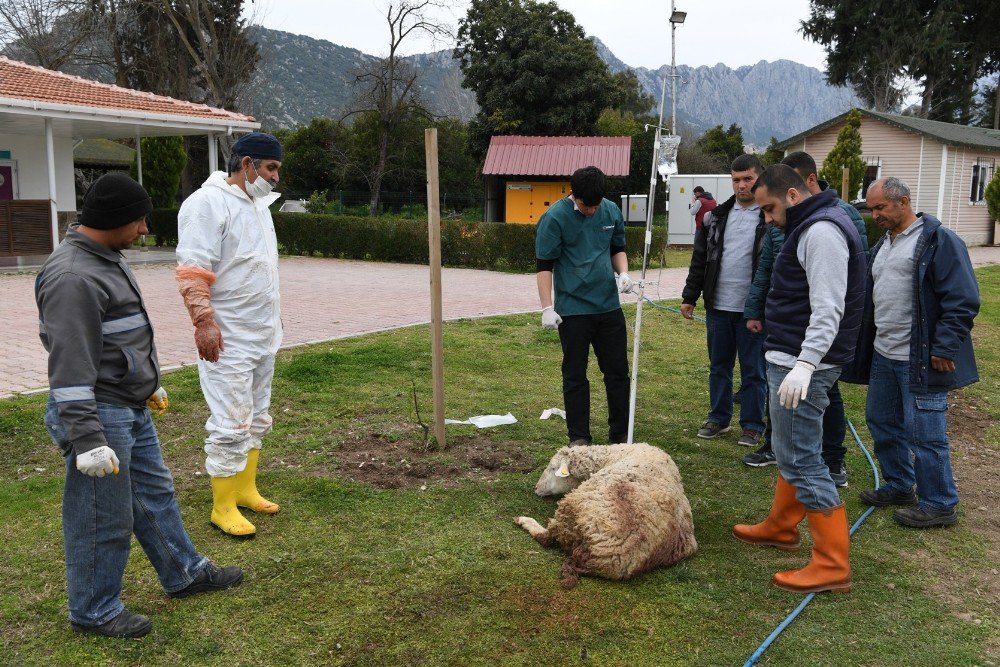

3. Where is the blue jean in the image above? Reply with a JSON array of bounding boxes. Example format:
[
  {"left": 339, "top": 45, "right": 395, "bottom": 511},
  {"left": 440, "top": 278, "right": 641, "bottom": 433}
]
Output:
[
  {"left": 866, "top": 352, "right": 958, "bottom": 511},
  {"left": 768, "top": 362, "right": 843, "bottom": 509},
  {"left": 706, "top": 309, "right": 766, "bottom": 432},
  {"left": 45, "top": 399, "right": 208, "bottom": 626}
]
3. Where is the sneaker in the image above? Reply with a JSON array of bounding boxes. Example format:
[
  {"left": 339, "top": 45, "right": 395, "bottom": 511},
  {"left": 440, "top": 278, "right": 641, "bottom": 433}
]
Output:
[
  {"left": 71, "top": 608, "right": 152, "bottom": 638},
  {"left": 168, "top": 562, "right": 244, "bottom": 599},
  {"left": 893, "top": 506, "right": 958, "bottom": 528},
  {"left": 858, "top": 486, "right": 918, "bottom": 508},
  {"left": 742, "top": 446, "right": 776, "bottom": 467},
  {"left": 829, "top": 463, "right": 849, "bottom": 488},
  {"left": 696, "top": 421, "right": 731, "bottom": 439},
  {"left": 737, "top": 429, "right": 762, "bottom": 447}
]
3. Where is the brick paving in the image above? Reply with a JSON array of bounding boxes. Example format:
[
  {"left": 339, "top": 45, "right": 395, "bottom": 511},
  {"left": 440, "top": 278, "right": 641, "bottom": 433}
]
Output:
[{"left": 0, "top": 256, "right": 691, "bottom": 398}]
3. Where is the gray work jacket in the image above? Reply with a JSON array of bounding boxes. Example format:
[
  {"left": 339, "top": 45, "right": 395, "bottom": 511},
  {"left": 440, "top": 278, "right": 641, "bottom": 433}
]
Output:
[{"left": 35, "top": 225, "right": 160, "bottom": 454}]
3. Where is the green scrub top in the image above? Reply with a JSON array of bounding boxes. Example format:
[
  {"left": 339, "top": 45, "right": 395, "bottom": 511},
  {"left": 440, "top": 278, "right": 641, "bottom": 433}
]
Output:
[{"left": 535, "top": 196, "right": 627, "bottom": 316}]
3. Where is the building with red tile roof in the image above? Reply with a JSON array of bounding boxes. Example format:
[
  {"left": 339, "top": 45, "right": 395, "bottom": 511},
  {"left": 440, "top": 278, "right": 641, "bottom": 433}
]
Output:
[{"left": 0, "top": 57, "right": 260, "bottom": 264}]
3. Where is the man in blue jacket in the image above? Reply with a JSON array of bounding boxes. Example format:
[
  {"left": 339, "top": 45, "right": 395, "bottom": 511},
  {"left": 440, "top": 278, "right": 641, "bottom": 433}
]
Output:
[{"left": 849, "top": 177, "right": 979, "bottom": 528}]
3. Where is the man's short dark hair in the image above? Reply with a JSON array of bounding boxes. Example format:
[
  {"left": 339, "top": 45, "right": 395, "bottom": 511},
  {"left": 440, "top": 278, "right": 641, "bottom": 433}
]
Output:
[
  {"left": 752, "top": 164, "right": 809, "bottom": 195},
  {"left": 781, "top": 151, "right": 818, "bottom": 181},
  {"left": 693, "top": 186, "right": 705, "bottom": 194},
  {"left": 731, "top": 154, "right": 763, "bottom": 175},
  {"left": 227, "top": 153, "right": 262, "bottom": 176},
  {"left": 570, "top": 166, "right": 606, "bottom": 206}
]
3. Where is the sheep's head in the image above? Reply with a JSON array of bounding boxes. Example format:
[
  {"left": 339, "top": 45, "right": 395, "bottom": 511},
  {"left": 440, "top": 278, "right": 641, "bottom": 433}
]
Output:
[{"left": 534, "top": 448, "right": 582, "bottom": 496}]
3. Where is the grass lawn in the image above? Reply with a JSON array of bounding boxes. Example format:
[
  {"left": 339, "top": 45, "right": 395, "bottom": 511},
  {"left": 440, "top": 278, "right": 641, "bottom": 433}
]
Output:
[{"left": 1, "top": 268, "right": 997, "bottom": 666}]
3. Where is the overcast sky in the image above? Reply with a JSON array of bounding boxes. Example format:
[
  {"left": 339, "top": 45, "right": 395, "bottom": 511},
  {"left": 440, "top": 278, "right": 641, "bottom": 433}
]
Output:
[{"left": 247, "top": 0, "right": 829, "bottom": 72}]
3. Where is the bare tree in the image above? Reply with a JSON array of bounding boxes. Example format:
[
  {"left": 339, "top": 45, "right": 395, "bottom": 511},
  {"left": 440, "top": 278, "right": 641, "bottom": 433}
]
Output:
[
  {"left": 0, "top": 0, "right": 98, "bottom": 70},
  {"left": 346, "top": 0, "right": 452, "bottom": 216}
]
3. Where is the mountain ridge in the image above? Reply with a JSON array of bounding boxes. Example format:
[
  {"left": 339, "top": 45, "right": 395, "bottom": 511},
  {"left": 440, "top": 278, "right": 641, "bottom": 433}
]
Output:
[{"left": 248, "top": 27, "right": 856, "bottom": 145}]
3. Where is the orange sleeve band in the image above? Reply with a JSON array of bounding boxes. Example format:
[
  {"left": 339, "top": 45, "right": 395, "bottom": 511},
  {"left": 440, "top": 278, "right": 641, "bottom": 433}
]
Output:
[{"left": 175, "top": 265, "right": 217, "bottom": 285}]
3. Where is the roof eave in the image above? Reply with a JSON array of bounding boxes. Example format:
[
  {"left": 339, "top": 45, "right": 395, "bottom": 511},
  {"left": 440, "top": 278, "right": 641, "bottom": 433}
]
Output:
[{"left": 0, "top": 96, "right": 259, "bottom": 134}]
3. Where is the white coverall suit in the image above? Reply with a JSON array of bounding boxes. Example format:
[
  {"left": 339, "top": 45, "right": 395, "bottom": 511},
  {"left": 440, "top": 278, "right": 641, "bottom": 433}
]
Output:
[{"left": 177, "top": 171, "right": 283, "bottom": 477}]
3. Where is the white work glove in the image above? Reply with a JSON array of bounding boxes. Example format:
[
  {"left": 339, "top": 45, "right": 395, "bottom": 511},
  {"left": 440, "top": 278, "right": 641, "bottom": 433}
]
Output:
[
  {"left": 76, "top": 445, "right": 120, "bottom": 477},
  {"left": 147, "top": 387, "right": 169, "bottom": 416},
  {"left": 616, "top": 273, "right": 635, "bottom": 294},
  {"left": 541, "top": 306, "right": 563, "bottom": 330},
  {"left": 778, "top": 361, "right": 815, "bottom": 409}
]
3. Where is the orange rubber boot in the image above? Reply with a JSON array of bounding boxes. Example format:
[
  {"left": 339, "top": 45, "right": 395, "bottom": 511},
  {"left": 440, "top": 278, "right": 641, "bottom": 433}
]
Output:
[
  {"left": 773, "top": 503, "right": 852, "bottom": 594},
  {"left": 235, "top": 448, "right": 280, "bottom": 514},
  {"left": 733, "top": 475, "right": 806, "bottom": 551}
]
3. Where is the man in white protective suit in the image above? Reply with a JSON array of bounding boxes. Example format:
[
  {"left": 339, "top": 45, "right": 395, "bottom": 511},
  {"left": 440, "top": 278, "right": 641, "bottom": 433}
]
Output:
[{"left": 176, "top": 132, "right": 283, "bottom": 537}]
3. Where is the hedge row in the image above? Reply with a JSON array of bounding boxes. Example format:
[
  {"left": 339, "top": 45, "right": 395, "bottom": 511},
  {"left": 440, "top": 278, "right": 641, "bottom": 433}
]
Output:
[{"left": 148, "top": 208, "right": 666, "bottom": 273}]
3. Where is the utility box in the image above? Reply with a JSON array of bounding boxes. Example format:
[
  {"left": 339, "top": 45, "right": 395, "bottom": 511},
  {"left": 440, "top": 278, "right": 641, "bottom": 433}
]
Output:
[
  {"left": 505, "top": 181, "right": 569, "bottom": 224},
  {"left": 668, "top": 174, "right": 735, "bottom": 245},
  {"left": 620, "top": 194, "right": 647, "bottom": 225}
]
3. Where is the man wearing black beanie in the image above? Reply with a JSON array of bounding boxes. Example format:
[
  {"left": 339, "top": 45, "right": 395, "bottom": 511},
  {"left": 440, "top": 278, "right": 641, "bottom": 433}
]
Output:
[{"left": 35, "top": 173, "right": 243, "bottom": 638}]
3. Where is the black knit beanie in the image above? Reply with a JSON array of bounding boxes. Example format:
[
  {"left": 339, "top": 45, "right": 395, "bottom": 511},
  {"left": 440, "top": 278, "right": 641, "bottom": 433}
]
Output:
[{"left": 80, "top": 173, "right": 153, "bottom": 230}]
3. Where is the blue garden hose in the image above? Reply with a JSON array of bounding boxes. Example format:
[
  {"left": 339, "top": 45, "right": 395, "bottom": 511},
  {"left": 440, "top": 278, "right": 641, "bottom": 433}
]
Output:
[
  {"left": 741, "top": 420, "right": 880, "bottom": 667},
  {"left": 639, "top": 295, "right": 707, "bottom": 322}
]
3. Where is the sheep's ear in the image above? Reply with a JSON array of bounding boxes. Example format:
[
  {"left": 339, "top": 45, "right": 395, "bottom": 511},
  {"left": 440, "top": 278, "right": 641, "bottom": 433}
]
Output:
[{"left": 555, "top": 463, "right": 570, "bottom": 478}]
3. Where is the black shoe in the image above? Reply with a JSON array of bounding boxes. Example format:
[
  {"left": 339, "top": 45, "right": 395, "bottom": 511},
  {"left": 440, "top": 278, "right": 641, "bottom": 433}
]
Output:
[
  {"left": 568, "top": 438, "right": 591, "bottom": 447},
  {"left": 859, "top": 486, "right": 918, "bottom": 507},
  {"left": 168, "top": 562, "right": 244, "bottom": 599},
  {"left": 742, "top": 446, "right": 776, "bottom": 467},
  {"left": 737, "top": 429, "right": 762, "bottom": 447},
  {"left": 696, "top": 421, "right": 731, "bottom": 439},
  {"left": 828, "top": 463, "right": 848, "bottom": 488},
  {"left": 893, "top": 506, "right": 958, "bottom": 528},
  {"left": 71, "top": 609, "right": 151, "bottom": 638}
]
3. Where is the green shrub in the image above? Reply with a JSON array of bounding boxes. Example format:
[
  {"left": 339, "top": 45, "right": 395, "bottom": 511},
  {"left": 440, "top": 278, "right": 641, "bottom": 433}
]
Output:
[
  {"left": 149, "top": 208, "right": 179, "bottom": 247},
  {"left": 986, "top": 165, "right": 1000, "bottom": 223},
  {"left": 272, "top": 213, "right": 666, "bottom": 273}
]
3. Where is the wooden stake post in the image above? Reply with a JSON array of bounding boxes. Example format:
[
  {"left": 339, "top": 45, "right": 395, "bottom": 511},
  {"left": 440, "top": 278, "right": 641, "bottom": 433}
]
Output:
[
  {"left": 425, "top": 128, "right": 446, "bottom": 448},
  {"left": 841, "top": 167, "right": 850, "bottom": 201}
]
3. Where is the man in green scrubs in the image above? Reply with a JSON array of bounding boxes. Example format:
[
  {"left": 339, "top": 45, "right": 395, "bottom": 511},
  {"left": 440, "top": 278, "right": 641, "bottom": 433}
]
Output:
[{"left": 535, "top": 166, "right": 633, "bottom": 445}]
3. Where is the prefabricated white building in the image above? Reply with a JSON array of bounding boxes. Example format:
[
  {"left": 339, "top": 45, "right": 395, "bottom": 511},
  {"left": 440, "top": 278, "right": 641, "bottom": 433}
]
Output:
[{"left": 667, "top": 174, "right": 734, "bottom": 245}]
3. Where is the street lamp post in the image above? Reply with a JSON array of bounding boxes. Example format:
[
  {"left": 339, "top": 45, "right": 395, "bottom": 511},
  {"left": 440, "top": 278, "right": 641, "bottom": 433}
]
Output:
[{"left": 669, "top": 2, "right": 687, "bottom": 135}]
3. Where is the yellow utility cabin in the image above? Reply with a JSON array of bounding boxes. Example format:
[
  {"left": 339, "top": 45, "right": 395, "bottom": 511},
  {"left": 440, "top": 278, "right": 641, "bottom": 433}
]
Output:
[
  {"left": 481, "top": 136, "right": 632, "bottom": 224},
  {"left": 504, "top": 181, "right": 570, "bottom": 224}
]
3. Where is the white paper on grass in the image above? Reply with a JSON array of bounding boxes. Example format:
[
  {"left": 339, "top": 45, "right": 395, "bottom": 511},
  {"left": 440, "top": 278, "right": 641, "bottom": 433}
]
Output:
[
  {"left": 539, "top": 408, "right": 566, "bottom": 420},
  {"left": 444, "top": 413, "right": 518, "bottom": 428}
]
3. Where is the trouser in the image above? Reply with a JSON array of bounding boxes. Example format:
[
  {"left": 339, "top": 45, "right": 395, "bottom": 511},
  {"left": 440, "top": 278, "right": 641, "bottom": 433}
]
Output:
[
  {"left": 760, "top": 380, "right": 847, "bottom": 468},
  {"left": 198, "top": 347, "right": 276, "bottom": 477},
  {"left": 557, "top": 309, "right": 630, "bottom": 443},
  {"left": 768, "top": 362, "right": 843, "bottom": 510},
  {"left": 705, "top": 308, "right": 766, "bottom": 432},
  {"left": 866, "top": 352, "right": 957, "bottom": 511},
  {"left": 45, "top": 398, "right": 207, "bottom": 626}
]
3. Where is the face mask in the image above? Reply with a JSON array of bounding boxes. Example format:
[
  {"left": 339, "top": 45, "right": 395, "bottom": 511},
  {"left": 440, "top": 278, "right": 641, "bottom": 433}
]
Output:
[{"left": 244, "top": 161, "right": 274, "bottom": 198}]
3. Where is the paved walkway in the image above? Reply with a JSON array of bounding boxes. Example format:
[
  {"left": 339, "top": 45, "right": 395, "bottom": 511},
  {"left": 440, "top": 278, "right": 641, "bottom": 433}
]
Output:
[
  {"left": 5, "top": 246, "right": 999, "bottom": 398},
  {"left": 0, "top": 256, "right": 690, "bottom": 397}
]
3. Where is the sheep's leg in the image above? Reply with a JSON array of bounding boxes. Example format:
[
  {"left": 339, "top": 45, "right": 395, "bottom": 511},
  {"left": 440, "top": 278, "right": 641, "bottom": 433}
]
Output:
[{"left": 514, "top": 516, "right": 556, "bottom": 547}]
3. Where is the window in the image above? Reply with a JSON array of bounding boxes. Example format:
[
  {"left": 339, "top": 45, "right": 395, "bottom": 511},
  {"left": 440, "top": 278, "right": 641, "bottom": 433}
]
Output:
[
  {"left": 861, "top": 157, "right": 881, "bottom": 199},
  {"left": 970, "top": 157, "right": 996, "bottom": 204}
]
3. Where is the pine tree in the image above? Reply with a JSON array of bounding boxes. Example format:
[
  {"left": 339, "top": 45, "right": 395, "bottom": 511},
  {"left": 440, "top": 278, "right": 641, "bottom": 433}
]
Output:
[
  {"left": 985, "top": 163, "right": 1000, "bottom": 224},
  {"left": 819, "top": 109, "right": 866, "bottom": 201}
]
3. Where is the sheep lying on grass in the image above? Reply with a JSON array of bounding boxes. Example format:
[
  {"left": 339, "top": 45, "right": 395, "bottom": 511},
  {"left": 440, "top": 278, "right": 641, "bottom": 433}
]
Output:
[{"left": 515, "top": 443, "right": 697, "bottom": 589}]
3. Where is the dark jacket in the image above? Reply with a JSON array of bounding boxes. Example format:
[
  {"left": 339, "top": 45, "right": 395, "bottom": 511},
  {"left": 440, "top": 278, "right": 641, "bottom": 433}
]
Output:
[
  {"left": 764, "top": 189, "right": 867, "bottom": 365},
  {"left": 744, "top": 188, "right": 867, "bottom": 322},
  {"left": 681, "top": 194, "right": 780, "bottom": 311},
  {"left": 841, "top": 214, "right": 979, "bottom": 393},
  {"left": 35, "top": 226, "right": 160, "bottom": 454}
]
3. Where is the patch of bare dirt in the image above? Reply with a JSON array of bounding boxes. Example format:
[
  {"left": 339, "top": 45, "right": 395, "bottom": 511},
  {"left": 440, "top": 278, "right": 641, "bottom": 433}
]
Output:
[
  {"left": 329, "top": 423, "right": 536, "bottom": 489},
  {"left": 902, "top": 392, "right": 999, "bottom": 659}
]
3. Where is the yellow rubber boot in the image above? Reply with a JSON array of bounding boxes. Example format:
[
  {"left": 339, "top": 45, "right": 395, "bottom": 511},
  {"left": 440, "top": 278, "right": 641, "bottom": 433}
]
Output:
[
  {"left": 210, "top": 474, "right": 256, "bottom": 536},
  {"left": 235, "top": 448, "right": 280, "bottom": 514}
]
